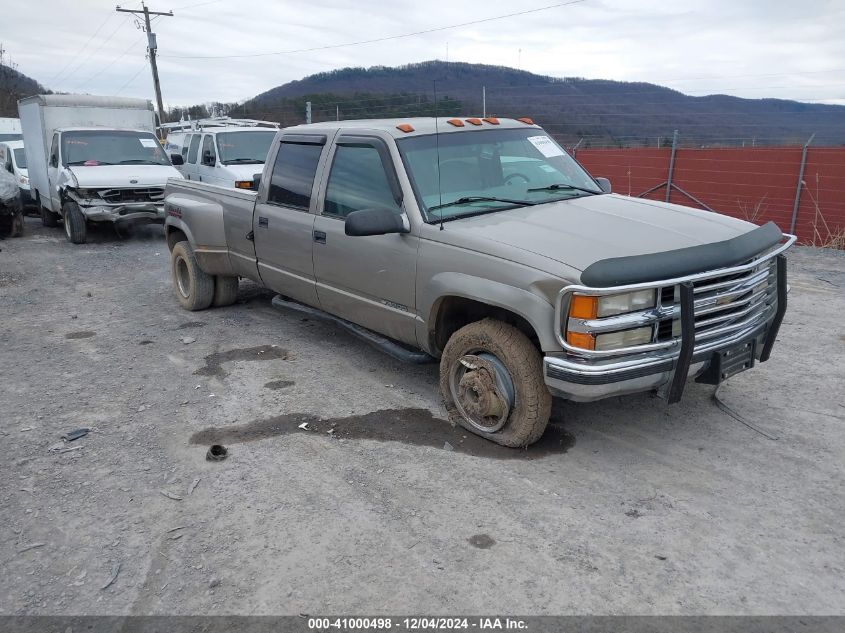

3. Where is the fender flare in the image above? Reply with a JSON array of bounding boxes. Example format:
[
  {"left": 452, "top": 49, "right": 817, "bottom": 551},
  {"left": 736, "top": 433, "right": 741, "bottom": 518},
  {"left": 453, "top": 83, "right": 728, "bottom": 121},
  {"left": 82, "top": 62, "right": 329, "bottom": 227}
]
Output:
[{"left": 421, "top": 272, "right": 560, "bottom": 353}]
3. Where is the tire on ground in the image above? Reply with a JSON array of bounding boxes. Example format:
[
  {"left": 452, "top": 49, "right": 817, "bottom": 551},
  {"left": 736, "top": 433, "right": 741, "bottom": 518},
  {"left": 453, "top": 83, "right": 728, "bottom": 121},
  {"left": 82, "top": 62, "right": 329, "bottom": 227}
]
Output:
[
  {"left": 10, "top": 211, "right": 24, "bottom": 237},
  {"left": 62, "top": 200, "right": 86, "bottom": 244},
  {"left": 212, "top": 275, "right": 239, "bottom": 307},
  {"left": 41, "top": 205, "right": 59, "bottom": 227},
  {"left": 170, "top": 240, "right": 214, "bottom": 311},
  {"left": 439, "top": 317, "right": 552, "bottom": 447}
]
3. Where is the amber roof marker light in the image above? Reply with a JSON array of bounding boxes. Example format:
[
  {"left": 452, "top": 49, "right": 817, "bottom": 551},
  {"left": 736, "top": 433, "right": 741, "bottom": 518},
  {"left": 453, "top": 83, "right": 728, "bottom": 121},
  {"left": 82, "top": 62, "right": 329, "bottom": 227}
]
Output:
[
  {"left": 517, "top": 117, "right": 535, "bottom": 125},
  {"left": 482, "top": 117, "right": 500, "bottom": 124},
  {"left": 447, "top": 119, "right": 465, "bottom": 127},
  {"left": 396, "top": 123, "right": 415, "bottom": 133},
  {"left": 465, "top": 118, "right": 482, "bottom": 126}
]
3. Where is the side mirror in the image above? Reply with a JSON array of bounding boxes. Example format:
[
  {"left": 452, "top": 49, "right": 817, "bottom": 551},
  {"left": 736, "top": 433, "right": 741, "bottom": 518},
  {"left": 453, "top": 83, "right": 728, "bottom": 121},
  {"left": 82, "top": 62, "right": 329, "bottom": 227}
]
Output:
[
  {"left": 345, "top": 208, "right": 409, "bottom": 237},
  {"left": 170, "top": 153, "right": 184, "bottom": 166},
  {"left": 202, "top": 150, "right": 215, "bottom": 166},
  {"left": 252, "top": 173, "right": 261, "bottom": 191},
  {"left": 595, "top": 177, "right": 612, "bottom": 193}
]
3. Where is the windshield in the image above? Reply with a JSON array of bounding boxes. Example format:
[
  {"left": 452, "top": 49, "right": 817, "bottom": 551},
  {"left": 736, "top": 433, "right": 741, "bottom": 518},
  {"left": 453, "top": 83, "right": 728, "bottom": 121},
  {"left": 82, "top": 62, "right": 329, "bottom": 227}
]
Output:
[
  {"left": 61, "top": 130, "right": 170, "bottom": 167},
  {"left": 397, "top": 127, "right": 601, "bottom": 222},
  {"left": 216, "top": 131, "right": 276, "bottom": 165},
  {"left": 13, "top": 148, "right": 27, "bottom": 169},
  {"left": 0, "top": 133, "right": 22, "bottom": 142}
]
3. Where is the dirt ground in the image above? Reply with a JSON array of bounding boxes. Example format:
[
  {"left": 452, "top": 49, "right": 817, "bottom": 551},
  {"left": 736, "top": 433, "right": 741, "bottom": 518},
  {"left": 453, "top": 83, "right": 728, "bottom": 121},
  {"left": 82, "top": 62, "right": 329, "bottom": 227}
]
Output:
[{"left": 1, "top": 217, "right": 843, "bottom": 615}]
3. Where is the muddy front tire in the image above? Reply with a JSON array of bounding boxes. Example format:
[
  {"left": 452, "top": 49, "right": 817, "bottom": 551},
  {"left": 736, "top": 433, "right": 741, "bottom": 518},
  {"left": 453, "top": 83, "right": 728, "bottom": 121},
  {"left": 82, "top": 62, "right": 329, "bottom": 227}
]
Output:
[
  {"left": 439, "top": 318, "right": 552, "bottom": 447},
  {"left": 170, "top": 240, "right": 214, "bottom": 311},
  {"left": 62, "top": 201, "right": 87, "bottom": 244},
  {"left": 212, "top": 275, "right": 239, "bottom": 307}
]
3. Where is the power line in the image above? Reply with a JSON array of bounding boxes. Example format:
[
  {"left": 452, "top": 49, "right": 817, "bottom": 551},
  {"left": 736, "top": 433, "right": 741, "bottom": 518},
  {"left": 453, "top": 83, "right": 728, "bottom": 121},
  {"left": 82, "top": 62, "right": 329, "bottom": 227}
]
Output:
[
  {"left": 160, "top": 0, "right": 589, "bottom": 60},
  {"left": 47, "top": 12, "right": 116, "bottom": 84}
]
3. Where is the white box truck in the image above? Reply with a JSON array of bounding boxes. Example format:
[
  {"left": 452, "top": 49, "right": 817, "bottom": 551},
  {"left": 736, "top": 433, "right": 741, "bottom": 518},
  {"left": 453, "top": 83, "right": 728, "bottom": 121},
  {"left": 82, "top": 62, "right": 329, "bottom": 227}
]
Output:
[
  {"left": 0, "top": 117, "right": 23, "bottom": 142},
  {"left": 18, "top": 95, "right": 183, "bottom": 243}
]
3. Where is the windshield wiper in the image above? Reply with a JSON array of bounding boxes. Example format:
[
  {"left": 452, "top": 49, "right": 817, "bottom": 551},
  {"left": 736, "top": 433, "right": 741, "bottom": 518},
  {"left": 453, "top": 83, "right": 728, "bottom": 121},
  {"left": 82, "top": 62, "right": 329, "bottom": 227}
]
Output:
[
  {"left": 527, "top": 183, "right": 601, "bottom": 195},
  {"left": 223, "top": 158, "right": 263, "bottom": 164},
  {"left": 428, "top": 196, "right": 536, "bottom": 212},
  {"left": 119, "top": 159, "right": 163, "bottom": 165},
  {"left": 67, "top": 161, "right": 113, "bottom": 166}
]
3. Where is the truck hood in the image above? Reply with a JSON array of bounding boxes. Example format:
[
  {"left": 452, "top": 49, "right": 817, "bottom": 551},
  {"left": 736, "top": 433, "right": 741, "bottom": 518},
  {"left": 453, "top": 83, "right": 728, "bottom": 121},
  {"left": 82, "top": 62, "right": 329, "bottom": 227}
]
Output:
[
  {"left": 436, "top": 193, "right": 759, "bottom": 274},
  {"left": 68, "top": 164, "right": 183, "bottom": 188}
]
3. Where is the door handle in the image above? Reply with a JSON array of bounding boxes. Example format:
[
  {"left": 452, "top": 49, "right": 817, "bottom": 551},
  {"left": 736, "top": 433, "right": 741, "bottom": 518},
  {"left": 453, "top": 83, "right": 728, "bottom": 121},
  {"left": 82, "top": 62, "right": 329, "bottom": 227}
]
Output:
[
  {"left": 246, "top": 230, "right": 254, "bottom": 241},
  {"left": 313, "top": 230, "right": 327, "bottom": 244}
]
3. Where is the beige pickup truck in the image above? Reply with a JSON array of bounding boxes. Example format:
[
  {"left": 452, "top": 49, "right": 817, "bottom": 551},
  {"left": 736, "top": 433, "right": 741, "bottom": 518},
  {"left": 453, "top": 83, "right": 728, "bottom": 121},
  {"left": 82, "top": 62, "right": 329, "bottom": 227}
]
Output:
[{"left": 162, "top": 117, "right": 794, "bottom": 447}]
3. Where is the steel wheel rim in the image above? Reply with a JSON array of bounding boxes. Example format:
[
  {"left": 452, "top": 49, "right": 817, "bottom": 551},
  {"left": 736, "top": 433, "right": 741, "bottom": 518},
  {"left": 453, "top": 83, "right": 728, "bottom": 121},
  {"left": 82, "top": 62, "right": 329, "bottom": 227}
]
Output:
[
  {"left": 175, "top": 256, "right": 191, "bottom": 298},
  {"left": 449, "top": 350, "right": 515, "bottom": 433}
]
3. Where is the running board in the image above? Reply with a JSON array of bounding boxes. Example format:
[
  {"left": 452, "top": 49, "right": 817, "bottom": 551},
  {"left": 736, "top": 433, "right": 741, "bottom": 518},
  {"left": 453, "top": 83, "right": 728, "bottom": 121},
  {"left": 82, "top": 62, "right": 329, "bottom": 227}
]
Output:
[{"left": 271, "top": 295, "right": 436, "bottom": 365}]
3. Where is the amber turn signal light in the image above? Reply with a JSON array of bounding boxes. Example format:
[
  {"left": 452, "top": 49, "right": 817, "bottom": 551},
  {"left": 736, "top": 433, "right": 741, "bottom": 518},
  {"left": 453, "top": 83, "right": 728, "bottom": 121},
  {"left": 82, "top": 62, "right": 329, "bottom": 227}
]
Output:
[
  {"left": 566, "top": 331, "right": 596, "bottom": 350},
  {"left": 569, "top": 295, "right": 598, "bottom": 319},
  {"left": 235, "top": 181, "right": 254, "bottom": 189}
]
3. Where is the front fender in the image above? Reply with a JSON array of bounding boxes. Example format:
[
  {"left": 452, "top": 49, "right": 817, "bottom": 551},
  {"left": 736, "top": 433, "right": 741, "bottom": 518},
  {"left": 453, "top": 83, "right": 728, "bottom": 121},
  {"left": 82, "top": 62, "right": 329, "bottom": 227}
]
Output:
[{"left": 420, "top": 272, "right": 560, "bottom": 354}]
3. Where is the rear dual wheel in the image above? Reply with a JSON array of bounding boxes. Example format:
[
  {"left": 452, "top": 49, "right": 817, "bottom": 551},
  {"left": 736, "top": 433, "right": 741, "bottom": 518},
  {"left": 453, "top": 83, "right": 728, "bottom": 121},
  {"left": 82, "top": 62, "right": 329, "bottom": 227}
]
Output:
[{"left": 171, "top": 240, "right": 238, "bottom": 311}]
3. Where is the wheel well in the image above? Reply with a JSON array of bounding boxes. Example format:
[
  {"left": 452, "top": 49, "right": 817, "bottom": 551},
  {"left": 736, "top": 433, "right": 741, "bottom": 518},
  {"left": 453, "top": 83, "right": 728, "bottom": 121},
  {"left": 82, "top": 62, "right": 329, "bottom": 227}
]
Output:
[
  {"left": 432, "top": 296, "right": 540, "bottom": 355},
  {"left": 166, "top": 227, "right": 187, "bottom": 251}
]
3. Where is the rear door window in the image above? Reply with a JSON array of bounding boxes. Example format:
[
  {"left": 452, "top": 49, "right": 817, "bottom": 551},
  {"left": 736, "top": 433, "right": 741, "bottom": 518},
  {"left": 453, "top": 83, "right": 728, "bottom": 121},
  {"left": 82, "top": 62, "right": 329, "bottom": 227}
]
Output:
[{"left": 267, "top": 141, "right": 324, "bottom": 210}]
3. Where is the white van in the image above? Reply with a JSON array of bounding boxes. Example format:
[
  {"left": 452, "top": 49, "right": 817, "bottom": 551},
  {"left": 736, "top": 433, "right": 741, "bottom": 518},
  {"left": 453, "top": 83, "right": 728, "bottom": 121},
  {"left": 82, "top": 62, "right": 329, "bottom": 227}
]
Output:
[
  {"left": 168, "top": 127, "right": 277, "bottom": 190},
  {"left": 0, "top": 140, "right": 32, "bottom": 208}
]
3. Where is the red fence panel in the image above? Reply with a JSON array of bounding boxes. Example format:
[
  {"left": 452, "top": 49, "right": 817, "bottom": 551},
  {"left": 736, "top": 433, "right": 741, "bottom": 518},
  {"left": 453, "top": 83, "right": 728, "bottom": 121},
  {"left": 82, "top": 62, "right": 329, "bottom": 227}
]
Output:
[{"left": 575, "top": 146, "right": 845, "bottom": 245}]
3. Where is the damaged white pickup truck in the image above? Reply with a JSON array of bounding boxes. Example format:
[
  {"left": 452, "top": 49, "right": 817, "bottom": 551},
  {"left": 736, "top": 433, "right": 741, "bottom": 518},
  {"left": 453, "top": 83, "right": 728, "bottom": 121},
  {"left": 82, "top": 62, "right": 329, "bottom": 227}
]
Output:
[
  {"left": 163, "top": 117, "right": 795, "bottom": 447},
  {"left": 18, "top": 95, "right": 182, "bottom": 243}
]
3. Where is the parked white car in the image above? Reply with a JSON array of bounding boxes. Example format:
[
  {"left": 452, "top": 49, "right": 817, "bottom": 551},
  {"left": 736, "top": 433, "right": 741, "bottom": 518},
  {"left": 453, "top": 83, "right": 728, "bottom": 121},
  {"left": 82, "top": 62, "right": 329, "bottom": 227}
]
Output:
[
  {"left": 167, "top": 127, "right": 277, "bottom": 190},
  {"left": 0, "top": 140, "right": 32, "bottom": 208}
]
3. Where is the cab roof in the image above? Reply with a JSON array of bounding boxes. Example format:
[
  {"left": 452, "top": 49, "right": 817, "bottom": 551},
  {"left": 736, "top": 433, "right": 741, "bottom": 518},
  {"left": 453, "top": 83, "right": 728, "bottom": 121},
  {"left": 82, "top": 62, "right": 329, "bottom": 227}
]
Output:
[{"left": 281, "top": 117, "right": 540, "bottom": 138}]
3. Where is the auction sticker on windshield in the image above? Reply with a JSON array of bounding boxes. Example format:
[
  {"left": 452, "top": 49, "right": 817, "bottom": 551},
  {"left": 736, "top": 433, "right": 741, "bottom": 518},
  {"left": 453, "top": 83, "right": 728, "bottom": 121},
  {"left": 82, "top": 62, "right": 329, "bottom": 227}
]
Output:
[
  {"left": 139, "top": 138, "right": 159, "bottom": 148},
  {"left": 527, "top": 135, "right": 564, "bottom": 158}
]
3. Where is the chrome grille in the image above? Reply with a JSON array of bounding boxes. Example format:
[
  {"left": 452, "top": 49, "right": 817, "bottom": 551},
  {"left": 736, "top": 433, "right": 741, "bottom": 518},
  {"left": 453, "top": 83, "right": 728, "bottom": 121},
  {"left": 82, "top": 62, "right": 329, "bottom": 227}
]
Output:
[
  {"left": 658, "top": 257, "right": 778, "bottom": 344},
  {"left": 99, "top": 187, "right": 165, "bottom": 204}
]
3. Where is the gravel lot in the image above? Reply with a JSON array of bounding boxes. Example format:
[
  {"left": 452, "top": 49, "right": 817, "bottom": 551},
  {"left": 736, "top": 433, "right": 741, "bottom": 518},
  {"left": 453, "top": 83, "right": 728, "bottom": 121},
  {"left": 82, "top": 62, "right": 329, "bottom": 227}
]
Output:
[{"left": 1, "top": 217, "right": 843, "bottom": 615}]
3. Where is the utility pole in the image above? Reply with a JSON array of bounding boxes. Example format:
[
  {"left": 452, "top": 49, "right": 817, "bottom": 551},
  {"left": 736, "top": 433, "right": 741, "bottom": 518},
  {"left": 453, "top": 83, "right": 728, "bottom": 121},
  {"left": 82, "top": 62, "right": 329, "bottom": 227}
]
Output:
[
  {"left": 306, "top": 101, "right": 312, "bottom": 124},
  {"left": 116, "top": 3, "right": 173, "bottom": 129},
  {"left": 482, "top": 86, "right": 486, "bottom": 118}
]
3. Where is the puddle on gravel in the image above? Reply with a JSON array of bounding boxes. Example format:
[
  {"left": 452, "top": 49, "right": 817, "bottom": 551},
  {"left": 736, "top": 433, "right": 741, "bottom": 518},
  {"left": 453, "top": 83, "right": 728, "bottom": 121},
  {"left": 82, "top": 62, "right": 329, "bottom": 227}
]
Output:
[
  {"left": 189, "top": 408, "right": 575, "bottom": 460},
  {"left": 468, "top": 534, "right": 496, "bottom": 549},
  {"left": 194, "top": 345, "right": 289, "bottom": 378},
  {"left": 65, "top": 331, "right": 96, "bottom": 339},
  {"left": 177, "top": 321, "right": 207, "bottom": 330},
  {"left": 264, "top": 379, "right": 295, "bottom": 390}
]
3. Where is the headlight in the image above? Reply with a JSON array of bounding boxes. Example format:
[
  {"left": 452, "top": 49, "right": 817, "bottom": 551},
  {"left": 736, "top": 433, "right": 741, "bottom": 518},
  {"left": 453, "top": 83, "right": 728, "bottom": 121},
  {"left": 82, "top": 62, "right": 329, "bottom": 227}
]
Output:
[
  {"left": 597, "top": 290, "right": 656, "bottom": 317},
  {"left": 565, "top": 290, "right": 658, "bottom": 351},
  {"left": 595, "top": 327, "right": 653, "bottom": 351},
  {"left": 568, "top": 290, "right": 656, "bottom": 320},
  {"left": 19, "top": 176, "right": 29, "bottom": 185}
]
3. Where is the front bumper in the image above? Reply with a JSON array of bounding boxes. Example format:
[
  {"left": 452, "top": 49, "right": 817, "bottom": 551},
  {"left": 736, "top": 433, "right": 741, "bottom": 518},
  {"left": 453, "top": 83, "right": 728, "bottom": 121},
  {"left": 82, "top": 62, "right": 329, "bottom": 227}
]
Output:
[
  {"left": 80, "top": 203, "right": 165, "bottom": 224},
  {"left": 543, "top": 254, "right": 789, "bottom": 403}
]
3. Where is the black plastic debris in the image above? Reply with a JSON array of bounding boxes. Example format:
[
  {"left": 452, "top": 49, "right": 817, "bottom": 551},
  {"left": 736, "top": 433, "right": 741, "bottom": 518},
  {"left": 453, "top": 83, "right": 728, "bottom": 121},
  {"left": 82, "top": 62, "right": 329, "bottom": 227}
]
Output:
[
  {"left": 206, "top": 444, "right": 228, "bottom": 461},
  {"left": 62, "top": 428, "right": 90, "bottom": 442}
]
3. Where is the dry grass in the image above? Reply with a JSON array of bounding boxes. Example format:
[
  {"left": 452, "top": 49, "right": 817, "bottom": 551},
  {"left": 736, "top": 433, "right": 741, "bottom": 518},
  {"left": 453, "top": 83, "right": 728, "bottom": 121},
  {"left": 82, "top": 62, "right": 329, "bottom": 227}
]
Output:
[
  {"left": 802, "top": 180, "right": 845, "bottom": 250},
  {"left": 738, "top": 194, "right": 768, "bottom": 223}
]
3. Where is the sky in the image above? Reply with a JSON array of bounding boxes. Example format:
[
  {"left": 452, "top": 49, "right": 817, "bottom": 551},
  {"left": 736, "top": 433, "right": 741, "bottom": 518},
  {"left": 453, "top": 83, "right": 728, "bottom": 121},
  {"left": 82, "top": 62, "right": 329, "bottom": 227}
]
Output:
[{"left": 3, "top": 0, "right": 844, "bottom": 108}]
